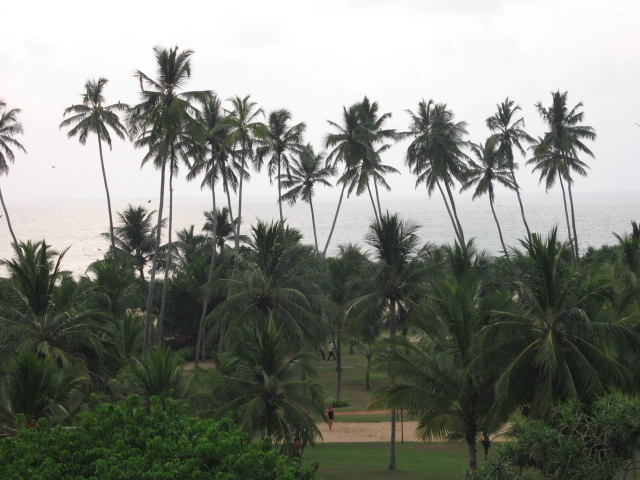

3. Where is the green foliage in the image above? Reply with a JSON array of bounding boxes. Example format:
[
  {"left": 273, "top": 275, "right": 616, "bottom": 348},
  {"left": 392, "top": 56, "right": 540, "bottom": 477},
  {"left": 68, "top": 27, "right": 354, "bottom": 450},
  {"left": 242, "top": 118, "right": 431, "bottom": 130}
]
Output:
[
  {"left": 468, "top": 393, "right": 640, "bottom": 480},
  {"left": 0, "top": 395, "right": 317, "bottom": 479}
]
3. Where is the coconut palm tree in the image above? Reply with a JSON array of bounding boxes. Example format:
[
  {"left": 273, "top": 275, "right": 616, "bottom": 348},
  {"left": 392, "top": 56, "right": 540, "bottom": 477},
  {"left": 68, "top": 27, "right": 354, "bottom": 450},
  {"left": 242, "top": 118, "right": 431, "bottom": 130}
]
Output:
[
  {"left": 479, "top": 228, "right": 635, "bottom": 420},
  {"left": 128, "top": 45, "right": 210, "bottom": 355},
  {"left": 60, "top": 78, "right": 128, "bottom": 266},
  {"left": 0, "top": 241, "right": 120, "bottom": 382},
  {"left": 205, "top": 220, "right": 324, "bottom": 347},
  {"left": 527, "top": 135, "right": 581, "bottom": 264},
  {"left": 369, "top": 271, "right": 509, "bottom": 470},
  {"left": 532, "top": 91, "right": 596, "bottom": 264},
  {"left": 255, "top": 109, "right": 306, "bottom": 223},
  {"left": 351, "top": 212, "right": 427, "bottom": 470},
  {"left": 280, "top": 144, "right": 335, "bottom": 254},
  {"left": 110, "top": 205, "right": 159, "bottom": 296},
  {"left": 405, "top": 100, "right": 470, "bottom": 247},
  {"left": 0, "top": 100, "right": 27, "bottom": 268},
  {"left": 462, "top": 140, "right": 516, "bottom": 274},
  {"left": 219, "top": 95, "right": 268, "bottom": 259},
  {"left": 211, "top": 319, "right": 326, "bottom": 453},
  {"left": 202, "top": 207, "right": 246, "bottom": 252},
  {"left": 486, "top": 98, "right": 534, "bottom": 241}
]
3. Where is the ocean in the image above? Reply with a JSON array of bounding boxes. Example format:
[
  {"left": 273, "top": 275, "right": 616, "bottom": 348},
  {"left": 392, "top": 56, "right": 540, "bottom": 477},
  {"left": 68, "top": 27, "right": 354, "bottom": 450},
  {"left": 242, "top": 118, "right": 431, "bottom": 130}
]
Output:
[{"left": 0, "top": 191, "right": 638, "bottom": 277}]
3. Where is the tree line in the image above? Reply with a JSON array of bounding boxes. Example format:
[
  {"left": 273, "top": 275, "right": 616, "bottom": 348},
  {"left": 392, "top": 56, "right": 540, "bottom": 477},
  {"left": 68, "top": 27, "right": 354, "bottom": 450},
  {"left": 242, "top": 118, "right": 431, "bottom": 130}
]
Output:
[{"left": 1, "top": 45, "right": 637, "bottom": 478}]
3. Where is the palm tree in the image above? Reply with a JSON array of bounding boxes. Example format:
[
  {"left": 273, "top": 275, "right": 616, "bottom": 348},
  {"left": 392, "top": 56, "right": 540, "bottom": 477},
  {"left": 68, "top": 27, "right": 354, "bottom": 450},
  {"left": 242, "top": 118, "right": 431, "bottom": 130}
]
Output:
[
  {"left": 206, "top": 220, "right": 324, "bottom": 347},
  {"left": 211, "top": 320, "right": 326, "bottom": 453},
  {"left": 405, "top": 100, "right": 470, "bottom": 247},
  {"left": 255, "top": 109, "right": 306, "bottom": 223},
  {"left": 486, "top": 98, "right": 534, "bottom": 241},
  {"left": 369, "top": 271, "right": 507, "bottom": 470},
  {"left": 119, "top": 345, "right": 188, "bottom": 405},
  {"left": 0, "top": 100, "right": 27, "bottom": 268},
  {"left": 280, "top": 144, "right": 335, "bottom": 254},
  {"left": 0, "top": 241, "right": 120, "bottom": 382},
  {"left": 462, "top": 140, "right": 516, "bottom": 273},
  {"left": 219, "top": 95, "right": 267, "bottom": 259},
  {"left": 532, "top": 91, "right": 596, "bottom": 264},
  {"left": 479, "top": 228, "right": 634, "bottom": 420},
  {"left": 351, "top": 212, "right": 426, "bottom": 470},
  {"left": 60, "top": 78, "right": 128, "bottom": 266},
  {"left": 128, "top": 45, "right": 210, "bottom": 356},
  {"left": 110, "top": 205, "right": 158, "bottom": 295},
  {"left": 203, "top": 207, "right": 247, "bottom": 252}
]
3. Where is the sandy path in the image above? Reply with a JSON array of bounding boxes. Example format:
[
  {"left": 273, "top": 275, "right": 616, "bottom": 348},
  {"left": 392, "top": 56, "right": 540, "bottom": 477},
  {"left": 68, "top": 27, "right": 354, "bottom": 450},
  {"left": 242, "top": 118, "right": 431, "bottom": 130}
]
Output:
[{"left": 317, "top": 421, "right": 420, "bottom": 443}]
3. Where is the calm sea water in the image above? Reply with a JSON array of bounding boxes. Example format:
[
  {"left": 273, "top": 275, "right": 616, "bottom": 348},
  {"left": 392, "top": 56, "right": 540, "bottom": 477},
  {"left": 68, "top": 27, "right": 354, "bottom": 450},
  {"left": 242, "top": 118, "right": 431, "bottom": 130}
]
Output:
[{"left": 0, "top": 191, "right": 638, "bottom": 277}]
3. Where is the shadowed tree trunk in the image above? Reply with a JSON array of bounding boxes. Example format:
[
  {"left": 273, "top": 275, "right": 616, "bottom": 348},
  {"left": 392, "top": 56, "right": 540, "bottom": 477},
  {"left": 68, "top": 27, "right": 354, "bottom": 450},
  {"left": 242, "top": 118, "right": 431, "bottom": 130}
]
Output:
[
  {"left": 323, "top": 183, "right": 347, "bottom": 257},
  {"left": 97, "top": 136, "right": 118, "bottom": 267}
]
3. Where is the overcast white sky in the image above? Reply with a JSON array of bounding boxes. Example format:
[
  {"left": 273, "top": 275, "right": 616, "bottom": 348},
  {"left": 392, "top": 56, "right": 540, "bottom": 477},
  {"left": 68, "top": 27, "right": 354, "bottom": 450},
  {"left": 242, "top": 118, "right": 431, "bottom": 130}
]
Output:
[{"left": 2, "top": 0, "right": 639, "bottom": 202}]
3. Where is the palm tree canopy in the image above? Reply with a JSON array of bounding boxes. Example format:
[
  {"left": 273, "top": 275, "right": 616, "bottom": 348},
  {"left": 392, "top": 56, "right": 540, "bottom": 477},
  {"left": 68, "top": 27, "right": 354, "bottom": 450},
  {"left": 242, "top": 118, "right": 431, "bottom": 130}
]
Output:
[
  {"left": 60, "top": 78, "right": 128, "bottom": 150},
  {"left": 462, "top": 140, "right": 515, "bottom": 203},
  {"left": 280, "top": 144, "right": 335, "bottom": 206},
  {"left": 255, "top": 108, "right": 306, "bottom": 181},
  {"left": 0, "top": 100, "right": 27, "bottom": 175},
  {"left": 486, "top": 97, "right": 533, "bottom": 169},
  {"left": 405, "top": 99, "right": 470, "bottom": 195}
]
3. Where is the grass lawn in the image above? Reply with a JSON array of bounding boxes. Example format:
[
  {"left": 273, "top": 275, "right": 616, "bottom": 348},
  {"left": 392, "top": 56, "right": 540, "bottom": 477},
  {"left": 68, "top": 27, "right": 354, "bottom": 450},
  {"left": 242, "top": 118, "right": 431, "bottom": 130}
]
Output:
[
  {"left": 315, "top": 349, "right": 389, "bottom": 412},
  {"left": 302, "top": 442, "right": 475, "bottom": 480}
]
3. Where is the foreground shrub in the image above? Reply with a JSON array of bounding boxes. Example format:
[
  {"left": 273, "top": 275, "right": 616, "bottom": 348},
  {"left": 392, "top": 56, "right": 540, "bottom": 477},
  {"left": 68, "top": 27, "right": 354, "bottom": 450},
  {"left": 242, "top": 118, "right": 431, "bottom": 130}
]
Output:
[
  {"left": 467, "top": 393, "right": 640, "bottom": 480},
  {"left": 0, "top": 395, "right": 317, "bottom": 479}
]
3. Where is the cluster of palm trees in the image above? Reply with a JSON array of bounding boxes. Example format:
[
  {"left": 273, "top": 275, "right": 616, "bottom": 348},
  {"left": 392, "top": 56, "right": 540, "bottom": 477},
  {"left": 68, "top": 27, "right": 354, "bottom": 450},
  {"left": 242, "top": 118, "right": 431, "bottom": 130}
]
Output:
[{"left": 2, "top": 44, "right": 628, "bottom": 472}]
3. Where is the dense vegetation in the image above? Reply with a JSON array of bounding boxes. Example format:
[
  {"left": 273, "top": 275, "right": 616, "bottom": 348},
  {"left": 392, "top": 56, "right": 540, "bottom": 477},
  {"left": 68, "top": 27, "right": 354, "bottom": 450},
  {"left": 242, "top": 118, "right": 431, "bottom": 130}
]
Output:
[{"left": 1, "top": 45, "right": 639, "bottom": 479}]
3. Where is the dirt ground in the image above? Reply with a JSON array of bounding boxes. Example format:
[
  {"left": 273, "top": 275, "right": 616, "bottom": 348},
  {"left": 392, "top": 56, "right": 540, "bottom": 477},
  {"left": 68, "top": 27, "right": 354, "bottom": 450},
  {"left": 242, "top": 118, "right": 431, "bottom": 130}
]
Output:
[{"left": 318, "top": 420, "right": 420, "bottom": 443}]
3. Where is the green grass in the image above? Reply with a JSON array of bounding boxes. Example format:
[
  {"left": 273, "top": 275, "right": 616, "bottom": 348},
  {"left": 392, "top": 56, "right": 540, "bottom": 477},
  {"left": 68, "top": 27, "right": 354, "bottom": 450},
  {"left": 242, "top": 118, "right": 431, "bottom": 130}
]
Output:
[
  {"left": 315, "top": 350, "right": 389, "bottom": 412},
  {"left": 302, "top": 442, "right": 475, "bottom": 480}
]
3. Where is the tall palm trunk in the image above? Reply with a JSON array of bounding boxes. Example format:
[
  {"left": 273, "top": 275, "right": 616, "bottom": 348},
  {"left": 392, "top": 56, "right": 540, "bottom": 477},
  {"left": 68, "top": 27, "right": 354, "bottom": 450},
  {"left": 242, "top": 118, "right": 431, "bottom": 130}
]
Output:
[
  {"left": 564, "top": 163, "right": 580, "bottom": 264},
  {"left": 322, "top": 183, "right": 347, "bottom": 257},
  {"left": 195, "top": 183, "right": 217, "bottom": 366},
  {"left": 335, "top": 333, "right": 342, "bottom": 401},
  {"left": 157, "top": 163, "right": 175, "bottom": 345},
  {"left": 0, "top": 186, "right": 27, "bottom": 268},
  {"left": 444, "top": 180, "right": 465, "bottom": 246},
  {"left": 389, "top": 299, "right": 397, "bottom": 470},
  {"left": 372, "top": 174, "right": 383, "bottom": 217},
  {"left": 557, "top": 172, "right": 575, "bottom": 267},
  {"left": 367, "top": 183, "right": 379, "bottom": 223},
  {"left": 309, "top": 197, "right": 319, "bottom": 255},
  {"left": 234, "top": 139, "right": 247, "bottom": 260},
  {"left": 510, "top": 167, "right": 532, "bottom": 242},
  {"left": 97, "top": 136, "right": 118, "bottom": 267},
  {"left": 489, "top": 196, "right": 515, "bottom": 276},
  {"left": 144, "top": 155, "right": 167, "bottom": 357},
  {"left": 277, "top": 155, "right": 284, "bottom": 223},
  {"left": 222, "top": 166, "right": 235, "bottom": 223},
  {"left": 436, "top": 180, "right": 464, "bottom": 246}
]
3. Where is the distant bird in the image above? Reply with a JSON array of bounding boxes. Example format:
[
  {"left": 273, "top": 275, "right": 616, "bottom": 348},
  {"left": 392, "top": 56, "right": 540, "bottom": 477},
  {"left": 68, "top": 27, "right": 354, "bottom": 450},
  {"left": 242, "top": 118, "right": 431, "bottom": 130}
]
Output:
[
  {"left": 51, "top": 166, "right": 56, "bottom": 168},
  {"left": 147, "top": 199, "right": 151, "bottom": 203}
]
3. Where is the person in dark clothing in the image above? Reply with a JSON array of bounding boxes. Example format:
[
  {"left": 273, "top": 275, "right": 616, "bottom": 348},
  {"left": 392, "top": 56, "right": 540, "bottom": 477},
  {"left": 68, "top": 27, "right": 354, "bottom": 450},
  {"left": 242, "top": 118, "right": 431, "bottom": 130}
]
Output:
[{"left": 327, "top": 341, "right": 336, "bottom": 360}]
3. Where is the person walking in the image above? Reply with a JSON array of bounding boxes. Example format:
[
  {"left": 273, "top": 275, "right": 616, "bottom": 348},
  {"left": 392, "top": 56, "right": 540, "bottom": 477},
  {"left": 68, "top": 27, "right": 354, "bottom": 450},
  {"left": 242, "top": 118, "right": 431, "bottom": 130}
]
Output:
[
  {"left": 327, "top": 341, "right": 336, "bottom": 361},
  {"left": 326, "top": 404, "right": 334, "bottom": 430}
]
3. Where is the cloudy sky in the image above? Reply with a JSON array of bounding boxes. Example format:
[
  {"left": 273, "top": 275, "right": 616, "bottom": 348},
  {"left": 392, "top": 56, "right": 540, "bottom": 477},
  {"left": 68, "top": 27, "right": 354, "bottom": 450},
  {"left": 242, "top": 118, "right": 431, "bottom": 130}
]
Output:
[{"left": 2, "top": 0, "right": 639, "bottom": 202}]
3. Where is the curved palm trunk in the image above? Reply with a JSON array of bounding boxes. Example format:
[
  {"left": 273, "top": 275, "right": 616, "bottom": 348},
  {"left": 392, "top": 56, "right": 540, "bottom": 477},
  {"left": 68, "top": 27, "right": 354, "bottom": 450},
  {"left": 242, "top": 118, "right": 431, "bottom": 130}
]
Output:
[
  {"left": 489, "top": 196, "right": 515, "bottom": 276},
  {"left": 195, "top": 183, "right": 217, "bottom": 366},
  {"left": 389, "top": 299, "right": 397, "bottom": 470},
  {"left": 157, "top": 165, "right": 175, "bottom": 345},
  {"left": 0, "top": 185, "right": 27, "bottom": 269},
  {"left": 510, "top": 167, "right": 531, "bottom": 242},
  {"left": 97, "top": 137, "right": 118, "bottom": 267},
  {"left": 322, "top": 183, "right": 347, "bottom": 258},
  {"left": 444, "top": 180, "right": 465, "bottom": 245},
  {"left": 564, "top": 166, "right": 580, "bottom": 265},
  {"left": 144, "top": 156, "right": 167, "bottom": 357},
  {"left": 309, "top": 197, "right": 319, "bottom": 255},
  {"left": 367, "top": 183, "right": 379, "bottom": 223},
  {"left": 436, "top": 179, "right": 464, "bottom": 246},
  {"left": 372, "top": 176, "right": 383, "bottom": 217},
  {"left": 335, "top": 332, "right": 342, "bottom": 401},
  {"left": 557, "top": 172, "right": 575, "bottom": 266}
]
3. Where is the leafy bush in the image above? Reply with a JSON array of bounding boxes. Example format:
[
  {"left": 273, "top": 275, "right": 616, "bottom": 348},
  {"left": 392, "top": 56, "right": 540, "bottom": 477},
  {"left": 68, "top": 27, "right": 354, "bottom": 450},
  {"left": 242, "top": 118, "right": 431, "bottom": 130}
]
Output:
[
  {"left": 0, "top": 395, "right": 317, "bottom": 479},
  {"left": 327, "top": 399, "right": 350, "bottom": 408},
  {"left": 467, "top": 393, "right": 640, "bottom": 480}
]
